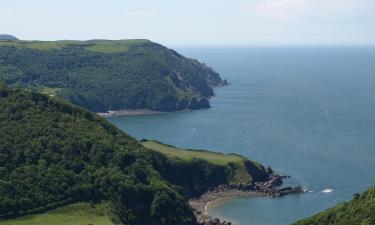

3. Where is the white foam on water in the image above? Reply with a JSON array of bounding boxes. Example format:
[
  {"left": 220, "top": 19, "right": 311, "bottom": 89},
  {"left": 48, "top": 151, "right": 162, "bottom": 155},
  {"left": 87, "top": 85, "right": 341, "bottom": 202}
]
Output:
[{"left": 321, "top": 188, "right": 334, "bottom": 193}]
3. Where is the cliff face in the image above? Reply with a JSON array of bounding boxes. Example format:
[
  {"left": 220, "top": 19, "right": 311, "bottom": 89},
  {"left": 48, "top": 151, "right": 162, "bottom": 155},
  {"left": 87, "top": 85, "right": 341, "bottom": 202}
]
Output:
[
  {"left": 140, "top": 140, "right": 271, "bottom": 198},
  {"left": 0, "top": 39, "right": 227, "bottom": 112}
]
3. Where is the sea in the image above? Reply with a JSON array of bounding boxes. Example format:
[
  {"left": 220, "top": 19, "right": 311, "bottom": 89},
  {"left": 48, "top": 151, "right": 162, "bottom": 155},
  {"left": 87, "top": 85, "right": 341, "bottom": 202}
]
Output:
[{"left": 108, "top": 46, "right": 375, "bottom": 225}]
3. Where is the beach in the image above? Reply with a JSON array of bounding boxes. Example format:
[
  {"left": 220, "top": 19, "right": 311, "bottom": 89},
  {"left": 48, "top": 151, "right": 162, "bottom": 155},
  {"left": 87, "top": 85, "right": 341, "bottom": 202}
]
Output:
[{"left": 97, "top": 109, "right": 163, "bottom": 117}]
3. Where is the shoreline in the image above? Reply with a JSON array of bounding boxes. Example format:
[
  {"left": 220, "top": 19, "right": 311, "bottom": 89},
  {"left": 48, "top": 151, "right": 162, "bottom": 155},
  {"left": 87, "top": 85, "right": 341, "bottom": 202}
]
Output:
[
  {"left": 96, "top": 109, "right": 163, "bottom": 117},
  {"left": 189, "top": 189, "right": 270, "bottom": 225},
  {"left": 189, "top": 176, "right": 304, "bottom": 225},
  {"left": 97, "top": 108, "right": 196, "bottom": 117}
]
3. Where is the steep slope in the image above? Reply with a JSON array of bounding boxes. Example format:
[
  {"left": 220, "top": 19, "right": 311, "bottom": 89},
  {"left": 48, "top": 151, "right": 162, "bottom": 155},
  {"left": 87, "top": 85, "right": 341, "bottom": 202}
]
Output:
[
  {"left": 0, "top": 85, "right": 267, "bottom": 225},
  {"left": 142, "top": 140, "right": 269, "bottom": 197},
  {"left": 0, "top": 84, "right": 195, "bottom": 225},
  {"left": 293, "top": 186, "right": 375, "bottom": 225},
  {"left": 0, "top": 39, "right": 227, "bottom": 112}
]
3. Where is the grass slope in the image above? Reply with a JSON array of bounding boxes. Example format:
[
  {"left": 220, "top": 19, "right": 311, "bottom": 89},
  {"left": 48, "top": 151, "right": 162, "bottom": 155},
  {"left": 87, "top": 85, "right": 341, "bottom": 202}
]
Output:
[
  {"left": 293, "top": 186, "right": 375, "bottom": 225},
  {"left": 141, "top": 140, "right": 266, "bottom": 184},
  {"left": 0, "top": 203, "right": 113, "bottom": 225},
  {"left": 141, "top": 140, "right": 245, "bottom": 165},
  {"left": 0, "top": 39, "right": 148, "bottom": 52}
]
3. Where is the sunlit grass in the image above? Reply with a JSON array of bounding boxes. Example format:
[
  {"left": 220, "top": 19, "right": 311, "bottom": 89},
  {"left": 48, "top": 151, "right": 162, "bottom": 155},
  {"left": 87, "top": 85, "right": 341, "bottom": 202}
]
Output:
[
  {"left": 141, "top": 140, "right": 245, "bottom": 165},
  {"left": 0, "top": 203, "right": 113, "bottom": 225}
]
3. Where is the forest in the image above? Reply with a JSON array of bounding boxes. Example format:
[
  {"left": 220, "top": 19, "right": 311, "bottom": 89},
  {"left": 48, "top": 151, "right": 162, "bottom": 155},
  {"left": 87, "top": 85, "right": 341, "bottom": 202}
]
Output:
[
  {"left": 0, "top": 39, "right": 227, "bottom": 112},
  {"left": 0, "top": 84, "right": 264, "bottom": 225}
]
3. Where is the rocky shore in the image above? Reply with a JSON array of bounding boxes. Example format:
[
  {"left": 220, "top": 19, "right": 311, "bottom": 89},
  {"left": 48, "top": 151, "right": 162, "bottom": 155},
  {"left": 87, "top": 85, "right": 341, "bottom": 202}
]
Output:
[{"left": 189, "top": 175, "right": 304, "bottom": 225}]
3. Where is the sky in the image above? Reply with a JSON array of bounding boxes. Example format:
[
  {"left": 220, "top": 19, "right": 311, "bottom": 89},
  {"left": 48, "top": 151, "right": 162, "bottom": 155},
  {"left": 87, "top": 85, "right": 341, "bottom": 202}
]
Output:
[{"left": 1, "top": 0, "right": 375, "bottom": 46}]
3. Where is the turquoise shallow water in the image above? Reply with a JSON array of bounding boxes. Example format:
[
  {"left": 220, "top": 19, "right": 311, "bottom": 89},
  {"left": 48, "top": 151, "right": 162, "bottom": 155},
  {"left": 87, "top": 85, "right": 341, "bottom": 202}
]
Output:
[{"left": 108, "top": 47, "right": 375, "bottom": 225}]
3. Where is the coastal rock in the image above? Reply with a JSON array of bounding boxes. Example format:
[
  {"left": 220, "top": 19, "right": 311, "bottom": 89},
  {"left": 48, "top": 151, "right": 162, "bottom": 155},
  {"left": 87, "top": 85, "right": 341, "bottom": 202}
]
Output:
[
  {"left": 189, "top": 97, "right": 210, "bottom": 110},
  {"left": 278, "top": 186, "right": 303, "bottom": 196},
  {"left": 258, "top": 175, "right": 283, "bottom": 189},
  {"left": 204, "top": 218, "right": 232, "bottom": 225}
]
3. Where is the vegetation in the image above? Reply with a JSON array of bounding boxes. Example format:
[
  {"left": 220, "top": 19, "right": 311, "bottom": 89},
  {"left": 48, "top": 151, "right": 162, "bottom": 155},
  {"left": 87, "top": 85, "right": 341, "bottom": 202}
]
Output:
[
  {"left": 0, "top": 84, "right": 195, "bottom": 225},
  {"left": 293, "top": 186, "right": 375, "bottom": 225},
  {"left": 141, "top": 140, "right": 269, "bottom": 187},
  {"left": 0, "top": 39, "right": 227, "bottom": 112},
  {"left": 141, "top": 140, "right": 245, "bottom": 165},
  {"left": 0, "top": 84, "right": 267, "bottom": 225},
  {"left": 0, "top": 203, "right": 113, "bottom": 225}
]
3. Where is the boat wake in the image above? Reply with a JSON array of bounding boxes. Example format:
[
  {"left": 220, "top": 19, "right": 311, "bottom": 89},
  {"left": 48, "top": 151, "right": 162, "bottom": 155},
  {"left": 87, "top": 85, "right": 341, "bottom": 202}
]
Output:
[{"left": 174, "top": 128, "right": 196, "bottom": 141}]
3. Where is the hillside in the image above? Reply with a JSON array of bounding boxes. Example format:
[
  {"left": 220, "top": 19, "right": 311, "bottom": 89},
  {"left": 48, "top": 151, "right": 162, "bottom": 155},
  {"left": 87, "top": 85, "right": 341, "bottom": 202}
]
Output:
[
  {"left": 0, "top": 203, "right": 113, "bottom": 225},
  {"left": 141, "top": 140, "right": 268, "bottom": 186},
  {"left": 0, "top": 83, "right": 195, "bottom": 225},
  {"left": 293, "top": 187, "right": 375, "bottom": 225},
  {"left": 0, "top": 39, "right": 227, "bottom": 112},
  {"left": 0, "top": 35, "right": 17, "bottom": 41},
  {"left": 0, "top": 84, "right": 267, "bottom": 225}
]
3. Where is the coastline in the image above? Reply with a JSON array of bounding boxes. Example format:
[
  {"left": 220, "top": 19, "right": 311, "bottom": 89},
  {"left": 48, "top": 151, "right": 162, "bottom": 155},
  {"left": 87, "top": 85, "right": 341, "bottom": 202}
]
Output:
[
  {"left": 189, "top": 189, "right": 266, "bottom": 225},
  {"left": 97, "top": 109, "right": 163, "bottom": 117},
  {"left": 95, "top": 84, "right": 229, "bottom": 118},
  {"left": 97, "top": 108, "right": 196, "bottom": 117},
  {"left": 189, "top": 176, "right": 304, "bottom": 225}
]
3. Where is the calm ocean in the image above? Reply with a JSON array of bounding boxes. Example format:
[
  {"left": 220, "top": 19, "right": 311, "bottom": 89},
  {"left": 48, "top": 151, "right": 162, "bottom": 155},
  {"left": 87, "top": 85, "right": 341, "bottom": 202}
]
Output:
[{"left": 108, "top": 46, "right": 375, "bottom": 225}]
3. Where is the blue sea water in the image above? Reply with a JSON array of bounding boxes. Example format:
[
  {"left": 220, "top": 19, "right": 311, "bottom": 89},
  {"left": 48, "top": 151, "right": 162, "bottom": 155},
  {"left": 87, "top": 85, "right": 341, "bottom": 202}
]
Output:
[{"left": 108, "top": 46, "right": 375, "bottom": 225}]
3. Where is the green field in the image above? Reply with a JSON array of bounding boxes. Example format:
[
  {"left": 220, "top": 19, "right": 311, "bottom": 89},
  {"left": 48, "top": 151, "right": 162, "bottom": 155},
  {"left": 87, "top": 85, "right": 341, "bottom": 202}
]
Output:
[
  {"left": 0, "top": 203, "right": 113, "bottom": 225},
  {"left": 0, "top": 39, "right": 149, "bottom": 52},
  {"left": 141, "top": 140, "right": 246, "bottom": 165},
  {"left": 0, "top": 41, "right": 70, "bottom": 50},
  {"left": 85, "top": 39, "right": 149, "bottom": 53}
]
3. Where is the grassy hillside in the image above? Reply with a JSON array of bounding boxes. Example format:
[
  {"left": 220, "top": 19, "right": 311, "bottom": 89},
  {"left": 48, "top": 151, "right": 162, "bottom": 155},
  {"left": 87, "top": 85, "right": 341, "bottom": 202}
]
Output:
[
  {"left": 141, "top": 140, "right": 268, "bottom": 186},
  {"left": 0, "top": 39, "right": 227, "bottom": 112},
  {"left": 142, "top": 140, "right": 245, "bottom": 165},
  {"left": 293, "top": 186, "right": 375, "bottom": 225},
  {"left": 0, "top": 203, "right": 113, "bottom": 225}
]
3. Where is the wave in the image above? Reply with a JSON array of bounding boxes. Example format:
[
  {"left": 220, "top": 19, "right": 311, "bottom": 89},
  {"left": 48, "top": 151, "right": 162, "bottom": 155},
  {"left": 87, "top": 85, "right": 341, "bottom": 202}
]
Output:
[
  {"left": 321, "top": 188, "right": 334, "bottom": 193},
  {"left": 320, "top": 104, "right": 329, "bottom": 120}
]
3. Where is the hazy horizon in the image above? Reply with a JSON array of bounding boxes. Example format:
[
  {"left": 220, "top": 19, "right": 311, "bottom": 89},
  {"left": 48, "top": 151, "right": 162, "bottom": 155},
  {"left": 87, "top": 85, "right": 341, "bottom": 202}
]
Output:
[{"left": 1, "top": 0, "right": 375, "bottom": 47}]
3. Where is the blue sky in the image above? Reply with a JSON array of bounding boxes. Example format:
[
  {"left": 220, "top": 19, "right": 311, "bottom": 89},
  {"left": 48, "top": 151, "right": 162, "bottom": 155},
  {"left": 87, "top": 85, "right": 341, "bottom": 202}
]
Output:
[{"left": 1, "top": 0, "right": 374, "bottom": 46}]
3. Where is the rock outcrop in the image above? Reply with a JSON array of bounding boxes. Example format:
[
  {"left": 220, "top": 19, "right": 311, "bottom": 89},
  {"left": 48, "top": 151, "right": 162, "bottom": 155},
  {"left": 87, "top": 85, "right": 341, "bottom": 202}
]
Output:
[
  {"left": 193, "top": 174, "right": 304, "bottom": 225},
  {"left": 204, "top": 218, "right": 232, "bottom": 225}
]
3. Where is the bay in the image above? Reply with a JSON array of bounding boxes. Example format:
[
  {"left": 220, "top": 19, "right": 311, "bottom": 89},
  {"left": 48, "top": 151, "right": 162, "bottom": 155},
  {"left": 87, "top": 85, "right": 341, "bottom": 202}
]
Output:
[{"left": 108, "top": 46, "right": 375, "bottom": 225}]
